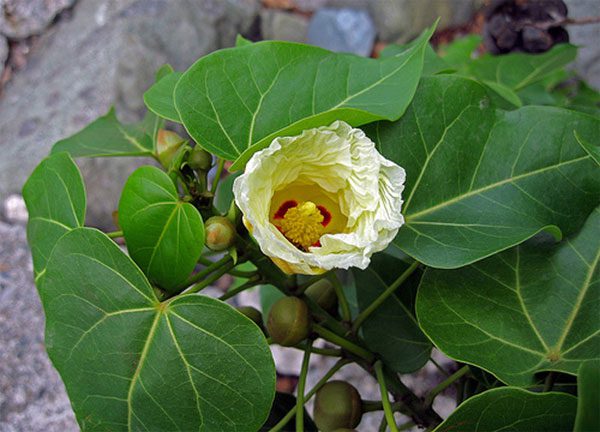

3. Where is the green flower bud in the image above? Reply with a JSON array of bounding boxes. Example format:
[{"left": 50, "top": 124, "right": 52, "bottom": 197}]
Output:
[
  {"left": 314, "top": 381, "right": 362, "bottom": 431},
  {"left": 156, "top": 129, "right": 186, "bottom": 169},
  {"left": 304, "top": 278, "right": 337, "bottom": 312},
  {"left": 188, "top": 145, "right": 213, "bottom": 171},
  {"left": 237, "top": 306, "right": 263, "bottom": 328},
  {"left": 266, "top": 297, "right": 311, "bottom": 346},
  {"left": 204, "top": 216, "right": 236, "bottom": 251}
]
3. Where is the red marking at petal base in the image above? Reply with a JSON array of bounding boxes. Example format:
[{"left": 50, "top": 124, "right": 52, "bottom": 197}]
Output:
[
  {"left": 312, "top": 240, "right": 322, "bottom": 248},
  {"left": 317, "top": 205, "right": 331, "bottom": 227},
  {"left": 274, "top": 200, "right": 298, "bottom": 219}
]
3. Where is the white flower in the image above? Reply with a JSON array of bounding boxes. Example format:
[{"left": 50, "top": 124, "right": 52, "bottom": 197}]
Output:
[{"left": 233, "top": 121, "right": 405, "bottom": 275}]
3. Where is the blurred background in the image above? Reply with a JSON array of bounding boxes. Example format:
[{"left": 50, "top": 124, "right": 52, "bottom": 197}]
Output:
[{"left": 0, "top": 0, "right": 598, "bottom": 430}]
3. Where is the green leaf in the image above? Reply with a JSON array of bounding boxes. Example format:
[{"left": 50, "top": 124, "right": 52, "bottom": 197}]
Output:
[
  {"left": 22, "top": 152, "right": 86, "bottom": 279},
  {"left": 118, "top": 166, "right": 205, "bottom": 292},
  {"left": 174, "top": 24, "right": 436, "bottom": 170},
  {"left": 417, "top": 206, "right": 600, "bottom": 386},
  {"left": 574, "top": 360, "right": 600, "bottom": 432},
  {"left": 465, "top": 43, "right": 577, "bottom": 91},
  {"left": 352, "top": 254, "right": 431, "bottom": 373},
  {"left": 214, "top": 171, "right": 241, "bottom": 214},
  {"left": 52, "top": 107, "right": 154, "bottom": 157},
  {"left": 438, "top": 35, "right": 481, "bottom": 66},
  {"left": 42, "top": 227, "right": 275, "bottom": 431},
  {"left": 368, "top": 75, "right": 600, "bottom": 269},
  {"left": 481, "top": 79, "right": 523, "bottom": 108},
  {"left": 155, "top": 63, "right": 174, "bottom": 81},
  {"left": 433, "top": 387, "right": 576, "bottom": 432},
  {"left": 236, "top": 34, "right": 253, "bottom": 47},
  {"left": 380, "top": 43, "right": 451, "bottom": 76},
  {"left": 576, "top": 130, "right": 600, "bottom": 166},
  {"left": 144, "top": 71, "right": 183, "bottom": 123}
]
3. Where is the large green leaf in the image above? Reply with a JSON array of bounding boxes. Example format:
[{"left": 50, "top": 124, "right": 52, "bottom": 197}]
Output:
[
  {"left": 368, "top": 75, "right": 600, "bottom": 269},
  {"left": 417, "top": 206, "right": 600, "bottom": 386},
  {"left": 574, "top": 360, "right": 600, "bottom": 432},
  {"left": 174, "top": 25, "right": 435, "bottom": 169},
  {"left": 52, "top": 107, "right": 154, "bottom": 157},
  {"left": 119, "top": 166, "right": 205, "bottom": 292},
  {"left": 42, "top": 228, "right": 275, "bottom": 431},
  {"left": 464, "top": 43, "right": 577, "bottom": 92},
  {"left": 352, "top": 254, "right": 431, "bottom": 373},
  {"left": 22, "top": 152, "right": 86, "bottom": 280},
  {"left": 144, "top": 71, "right": 183, "bottom": 123},
  {"left": 433, "top": 387, "right": 576, "bottom": 432}
]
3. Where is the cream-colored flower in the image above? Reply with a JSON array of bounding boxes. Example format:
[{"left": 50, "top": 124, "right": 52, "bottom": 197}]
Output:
[{"left": 233, "top": 121, "right": 405, "bottom": 275}]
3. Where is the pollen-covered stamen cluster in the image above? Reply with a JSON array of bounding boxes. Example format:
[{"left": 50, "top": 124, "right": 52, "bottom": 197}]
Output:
[{"left": 277, "top": 201, "right": 327, "bottom": 251}]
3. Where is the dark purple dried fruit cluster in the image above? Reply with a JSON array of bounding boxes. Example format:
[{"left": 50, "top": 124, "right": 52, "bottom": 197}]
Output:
[{"left": 483, "top": 0, "right": 569, "bottom": 54}]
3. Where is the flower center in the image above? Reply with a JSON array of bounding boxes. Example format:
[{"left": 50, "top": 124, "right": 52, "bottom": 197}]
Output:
[{"left": 279, "top": 201, "right": 324, "bottom": 250}]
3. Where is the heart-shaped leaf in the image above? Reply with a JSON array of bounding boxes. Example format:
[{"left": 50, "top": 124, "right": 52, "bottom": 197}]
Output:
[
  {"left": 574, "top": 360, "right": 600, "bottom": 432},
  {"left": 368, "top": 75, "right": 600, "bottom": 269},
  {"left": 144, "top": 71, "right": 183, "bottom": 123},
  {"left": 352, "top": 254, "right": 431, "bottom": 373},
  {"left": 433, "top": 387, "right": 576, "bottom": 432},
  {"left": 417, "top": 206, "right": 600, "bottom": 386},
  {"left": 42, "top": 227, "right": 275, "bottom": 431},
  {"left": 174, "top": 24, "right": 435, "bottom": 170},
  {"left": 22, "top": 152, "right": 86, "bottom": 280},
  {"left": 52, "top": 108, "right": 154, "bottom": 157},
  {"left": 119, "top": 166, "right": 204, "bottom": 292}
]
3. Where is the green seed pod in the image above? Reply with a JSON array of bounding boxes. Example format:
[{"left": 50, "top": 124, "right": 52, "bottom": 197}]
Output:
[
  {"left": 188, "top": 145, "right": 213, "bottom": 171},
  {"left": 304, "top": 278, "right": 337, "bottom": 312},
  {"left": 156, "top": 129, "right": 186, "bottom": 169},
  {"left": 313, "top": 381, "right": 362, "bottom": 431},
  {"left": 237, "top": 306, "right": 263, "bottom": 328},
  {"left": 266, "top": 297, "right": 311, "bottom": 346},
  {"left": 204, "top": 216, "right": 236, "bottom": 251}
]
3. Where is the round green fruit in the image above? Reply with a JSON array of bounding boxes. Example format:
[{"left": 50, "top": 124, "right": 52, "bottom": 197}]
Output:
[
  {"left": 266, "top": 297, "right": 310, "bottom": 346},
  {"left": 237, "top": 306, "right": 263, "bottom": 328},
  {"left": 313, "top": 381, "right": 362, "bottom": 431},
  {"left": 304, "top": 278, "right": 337, "bottom": 312},
  {"left": 188, "top": 145, "right": 213, "bottom": 171}
]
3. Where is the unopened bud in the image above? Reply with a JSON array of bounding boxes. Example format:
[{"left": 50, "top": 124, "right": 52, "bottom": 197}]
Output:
[
  {"left": 205, "top": 216, "right": 235, "bottom": 251},
  {"left": 188, "top": 145, "right": 213, "bottom": 171},
  {"left": 156, "top": 129, "right": 186, "bottom": 169}
]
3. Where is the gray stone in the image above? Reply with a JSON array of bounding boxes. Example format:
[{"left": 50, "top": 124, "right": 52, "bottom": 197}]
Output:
[
  {"left": 261, "top": 9, "right": 309, "bottom": 42},
  {"left": 368, "top": 0, "right": 477, "bottom": 44},
  {"left": 0, "top": 221, "right": 78, "bottom": 431},
  {"left": 307, "top": 8, "right": 376, "bottom": 56},
  {"left": 564, "top": 0, "right": 600, "bottom": 90},
  {"left": 0, "top": 0, "right": 76, "bottom": 39},
  {"left": 0, "top": 35, "right": 7, "bottom": 77},
  {"left": 0, "top": 0, "right": 259, "bottom": 228}
]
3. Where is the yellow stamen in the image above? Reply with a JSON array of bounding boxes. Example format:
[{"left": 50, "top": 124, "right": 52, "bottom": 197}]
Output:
[{"left": 280, "top": 201, "right": 324, "bottom": 250}]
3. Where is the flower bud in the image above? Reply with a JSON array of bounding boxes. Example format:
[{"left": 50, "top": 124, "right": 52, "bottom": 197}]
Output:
[
  {"left": 266, "top": 297, "right": 310, "bottom": 346},
  {"left": 237, "top": 306, "right": 263, "bottom": 328},
  {"left": 188, "top": 145, "right": 213, "bottom": 171},
  {"left": 314, "top": 381, "right": 362, "bottom": 431},
  {"left": 304, "top": 278, "right": 337, "bottom": 312},
  {"left": 204, "top": 216, "right": 236, "bottom": 251},
  {"left": 156, "top": 129, "right": 186, "bottom": 169}
]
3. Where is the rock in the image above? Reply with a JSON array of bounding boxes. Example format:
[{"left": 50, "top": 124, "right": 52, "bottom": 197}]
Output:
[
  {"left": 0, "top": 34, "right": 7, "bottom": 76},
  {"left": 564, "top": 0, "right": 600, "bottom": 90},
  {"left": 368, "top": 0, "right": 477, "bottom": 44},
  {"left": 261, "top": 9, "right": 309, "bottom": 42},
  {"left": 0, "top": 0, "right": 76, "bottom": 39},
  {"left": 0, "top": 0, "right": 259, "bottom": 228},
  {"left": 0, "top": 221, "right": 78, "bottom": 431},
  {"left": 307, "top": 8, "right": 376, "bottom": 56}
]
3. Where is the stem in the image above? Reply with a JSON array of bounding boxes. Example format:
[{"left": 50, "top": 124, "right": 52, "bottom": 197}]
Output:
[
  {"left": 268, "top": 359, "right": 349, "bottom": 432},
  {"left": 375, "top": 360, "right": 399, "bottom": 432},
  {"left": 219, "top": 276, "right": 262, "bottom": 301},
  {"left": 352, "top": 261, "right": 419, "bottom": 333},
  {"left": 184, "top": 260, "right": 237, "bottom": 295},
  {"left": 197, "top": 255, "right": 256, "bottom": 278},
  {"left": 210, "top": 158, "right": 226, "bottom": 194},
  {"left": 106, "top": 230, "right": 123, "bottom": 239},
  {"left": 330, "top": 273, "right": 352, "bottom": 322},
  {"left": 293, "top": 342, "right": 342, "bottom": 357},
  {"left": 296, "top": 340, "right": 312, "bottom": 432},
  {"left": 181, "top": 255, "right": 233, "bottom": 289},
  {"left": 429, "top": 357, "right": 450, "bottom": 377},
  {"left": 398, "top": 421, "right": 416, "bottom": 431},
  {"left": 543, "top": 372, "right": 556, "bottom": 392},
  {"left": 313, "top": 324, "right": 375, "bottom": 362},
  {"left": 424, "top": 365, "right": 470, "bottom": 406}
]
